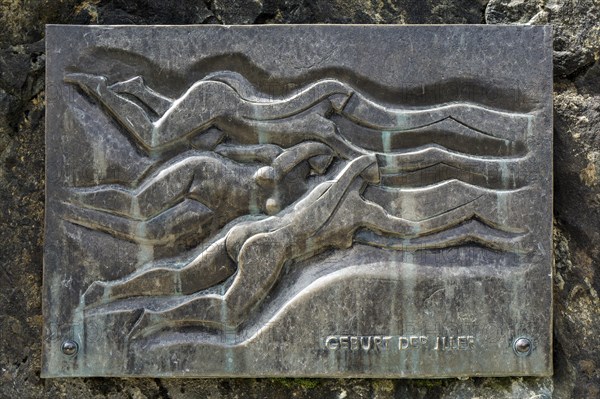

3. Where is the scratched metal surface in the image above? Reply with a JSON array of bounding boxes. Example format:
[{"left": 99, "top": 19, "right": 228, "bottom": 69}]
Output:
[{"left": 43, "top": 25, "right": 553, "bottom": 378}]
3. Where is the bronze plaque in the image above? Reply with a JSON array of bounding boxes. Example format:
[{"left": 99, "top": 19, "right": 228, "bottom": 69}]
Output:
[{"left": 43, "top": 25, "right": 553, "bottom": 377}]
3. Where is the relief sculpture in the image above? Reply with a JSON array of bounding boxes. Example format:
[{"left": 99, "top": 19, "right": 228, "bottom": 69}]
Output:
[
  {"left": 63, "top": 71, "right": 532, "bottom": 337},
  {"left": 43, "top": 25, "right": 552, "bottom": 378}
]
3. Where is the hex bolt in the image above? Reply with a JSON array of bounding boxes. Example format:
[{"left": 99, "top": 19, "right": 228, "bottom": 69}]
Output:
[
  {"left": 61, "top": 339, "right": 79, "bottom": 356},
  {"left": 513, "top": 337, "right": 532, "bottom": 356}
]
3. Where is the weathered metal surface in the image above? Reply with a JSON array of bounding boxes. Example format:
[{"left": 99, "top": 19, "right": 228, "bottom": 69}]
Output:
[{"left": 43, "top": 25, "right": 553, "bottom": 378}]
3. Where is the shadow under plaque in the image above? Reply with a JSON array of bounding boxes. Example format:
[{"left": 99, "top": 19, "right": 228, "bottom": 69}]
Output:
[{"left": 43, "top": 25, "right": 553, "bottom": 378}]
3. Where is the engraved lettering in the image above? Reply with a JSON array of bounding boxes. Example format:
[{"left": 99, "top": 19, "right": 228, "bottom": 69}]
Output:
[
  {"left": 382, "top": 336, "right": 392, "bottom": 350},
  {"left": 326, "top": 334, "right": 475, "bottom": 352},
  {"left": 324, "top": 335, "right": 394, "bottom": 352},
  {"left": 410, "top": 336, "right": 420, "bottom": 348},
  {"left": 350, "top": 336, "right": 359, "bottom": 351},
  {"left": 433, "top": 336, "right": 476, "bottom": 351},
  {"left": 399, "top": 337, "right": 409, "bottom": 350},
  {"left": 360, "top": 336, "right": 372, "bottom": 351},
  {"left": 399, "top": 336, "right": 428, "bottom": 349},
  {"left": 340, "top": 336, "right": 350, "bottom": 350},
  {"left": 325, "top": 336, "right": 339, "bottom": 350},
  {"left": 373, "top": 336, "right": 382, "bottom": 349}
]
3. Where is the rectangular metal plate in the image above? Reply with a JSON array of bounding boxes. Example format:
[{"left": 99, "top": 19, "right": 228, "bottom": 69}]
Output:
[{"left": 43, "top": 25, "right": 553, "bottom": 378}]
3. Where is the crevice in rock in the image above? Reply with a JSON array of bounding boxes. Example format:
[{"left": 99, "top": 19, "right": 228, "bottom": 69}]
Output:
[{"left": 155, "top": 378, "right": 171, "bottom": 399}]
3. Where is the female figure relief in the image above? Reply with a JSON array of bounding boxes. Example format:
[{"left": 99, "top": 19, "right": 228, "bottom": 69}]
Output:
[{"left": 66, "top": 72, "right": 529, "bottom": 339}]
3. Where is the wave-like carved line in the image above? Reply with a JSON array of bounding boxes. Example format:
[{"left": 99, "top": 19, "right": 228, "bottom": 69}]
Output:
[
  {"left": 211, "top": 73, "right": 533, "bottom": 144},
  {"left": 363, "top": 180, "right": 529, "bottom": 229},
  {"left": 379, "top": 162, "right": 523, "bottom": 189},
  {"left": 342, "top": 93, "right": 532, "bottom": 140},
  {"left": 206, "top": 73, "right": 532, "bottom": 143},
  {"left": 361, "top": 193, "right": 527, "bottom": 236},
  {"left": 355, "top": 219, "right": 528, "bottom": 253},
  {"left": 79, "top": 47, "right": 539, "bottom": 112},
  {"left": 66, "top": 72, "right": 534, "bottom": 155},
  {"left": 332, "top": 115, "right": 527, "bottom": 157},
  {"left": 374, "top": 145, "right": 528, "bottom": 175},
  {"left": 367, "top": 178, "right": 526, "bottom": 195}
]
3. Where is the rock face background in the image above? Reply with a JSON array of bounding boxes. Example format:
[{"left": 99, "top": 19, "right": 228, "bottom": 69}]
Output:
[{"left": 0, "top": 1, "right": 598, "bottom": 398}]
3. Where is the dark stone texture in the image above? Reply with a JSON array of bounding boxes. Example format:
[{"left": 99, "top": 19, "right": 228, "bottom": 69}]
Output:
[
  {"left": 485, "top": 0, "right": 600, "bottom": 77},
  {"left": 0, "top": 0, "right": 597, "bottom": 397}
]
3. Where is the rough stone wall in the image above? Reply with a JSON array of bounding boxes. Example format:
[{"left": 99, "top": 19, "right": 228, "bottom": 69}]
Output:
[{"left": 0, "top": 1, "right": 598, "bottom": 398}]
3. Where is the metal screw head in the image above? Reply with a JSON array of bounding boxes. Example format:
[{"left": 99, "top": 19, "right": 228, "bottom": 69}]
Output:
[
  {"left": 513, "top": 337, "right": 532, "bottom": 356},
  {"left": 61, "top": 339, "right": 79, "bottom": 356}
]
